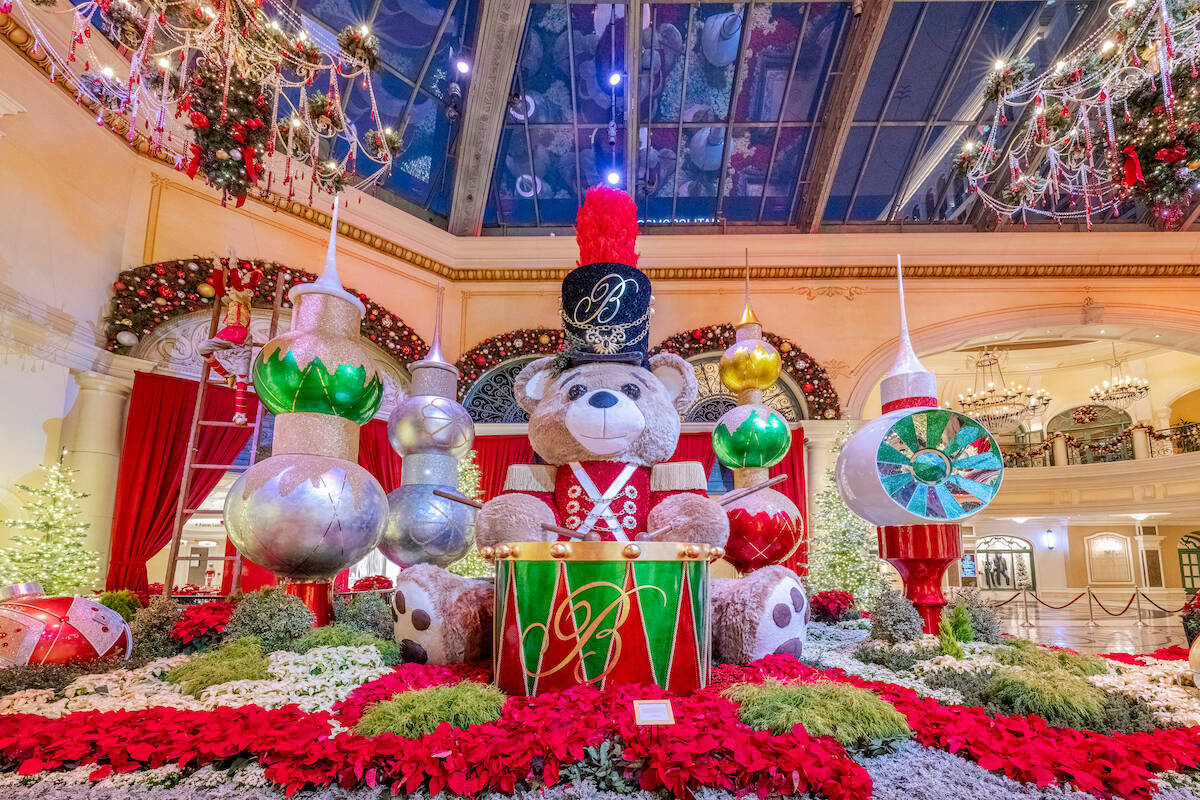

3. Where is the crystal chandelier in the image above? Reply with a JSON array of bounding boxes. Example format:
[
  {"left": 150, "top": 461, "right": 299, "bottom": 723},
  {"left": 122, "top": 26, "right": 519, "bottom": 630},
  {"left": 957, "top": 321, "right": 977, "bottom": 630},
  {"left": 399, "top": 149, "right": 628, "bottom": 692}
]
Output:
[
  {"left": 956, "top": 350, "right": 1052, "bottom": 435},
  {"left": 1090, "top": 343, "right": 1150, "bottom": 410}
]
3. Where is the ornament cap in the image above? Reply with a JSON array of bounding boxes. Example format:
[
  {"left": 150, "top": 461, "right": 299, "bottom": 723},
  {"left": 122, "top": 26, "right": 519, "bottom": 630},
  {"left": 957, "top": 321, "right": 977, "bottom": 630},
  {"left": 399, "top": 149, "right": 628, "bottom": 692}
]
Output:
[
  {"left": 880, "top": 254, "right": 937, "bottom": 411},
  {"left": 738, "top": 249, "right": 761, "bottom": 327},
  {"left": 289, "top": 198, "right": 366, "bottom": 317}
]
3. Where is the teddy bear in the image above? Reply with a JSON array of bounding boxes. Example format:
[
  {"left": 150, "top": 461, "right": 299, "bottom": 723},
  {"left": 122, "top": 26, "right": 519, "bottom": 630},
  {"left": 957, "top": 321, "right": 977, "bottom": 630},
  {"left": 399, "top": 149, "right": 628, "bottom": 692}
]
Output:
[{"left": 390, "top": 187, "right": 806, "bottom": 670}]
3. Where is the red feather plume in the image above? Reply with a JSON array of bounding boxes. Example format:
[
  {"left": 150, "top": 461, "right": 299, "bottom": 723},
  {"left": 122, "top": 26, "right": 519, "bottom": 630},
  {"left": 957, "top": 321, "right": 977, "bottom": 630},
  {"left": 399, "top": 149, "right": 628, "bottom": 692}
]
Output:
[{"left": 575, "top": 187, "right": 639, "bottom": 267}]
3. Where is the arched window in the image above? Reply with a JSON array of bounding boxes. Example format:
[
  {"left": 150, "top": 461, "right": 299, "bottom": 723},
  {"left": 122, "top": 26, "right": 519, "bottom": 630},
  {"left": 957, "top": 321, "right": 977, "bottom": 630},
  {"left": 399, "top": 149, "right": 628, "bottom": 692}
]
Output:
[
  {"left": 1179, "top": 533, "right": 1200, "bottom": 596},
  {"left": 685, "top": 355, "right": 807, "bottom": 423},
  {"left": 1085, "top": 532, "right": 1133, "bottom": 584},
  {"left": 462, "top": 356, "right": 545, "bottom": 423},
  {"left": 1047, "top": 405, "right": 1132, "bottom": 439},
  {"left": 975, "top": 535, "right": 1036, "bottom": 591}
]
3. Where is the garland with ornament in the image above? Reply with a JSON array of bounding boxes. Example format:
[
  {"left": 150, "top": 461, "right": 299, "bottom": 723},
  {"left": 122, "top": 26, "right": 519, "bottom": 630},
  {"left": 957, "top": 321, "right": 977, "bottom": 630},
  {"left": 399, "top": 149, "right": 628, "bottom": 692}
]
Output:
[
  {"left": 0, "top": 0, "right": 428, "bottom": 211},
  {"left": 652, "top": 324, "right": 842, "bottom": 419},
  {"left": 454, "top": 328, "right": 565, "bottom": 396},
  {"left": 103, "top": 258, "right": 426, "bottom": 364},
  {"left": 959, "top": 0, "right": 1200, "bottom": 228},
  {"left": 1073, "top": 404, "right": 1101, "bottom": 425}
]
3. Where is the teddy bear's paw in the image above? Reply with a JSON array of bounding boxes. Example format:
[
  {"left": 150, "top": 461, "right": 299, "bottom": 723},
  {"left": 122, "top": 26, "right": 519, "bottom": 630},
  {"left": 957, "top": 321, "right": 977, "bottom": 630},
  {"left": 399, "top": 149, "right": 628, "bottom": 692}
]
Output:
[
  {"left": 645, "top": 493, "right": 730, "bottom": 546},
  {"left": 392, "top": 578, "right": 443, "bottom": 665},
  {"left": 476, "top": 493, "right": 558, "bottom": 548},
  {"left": 755, "top": 571, "right": 808, "bottom": 660}
]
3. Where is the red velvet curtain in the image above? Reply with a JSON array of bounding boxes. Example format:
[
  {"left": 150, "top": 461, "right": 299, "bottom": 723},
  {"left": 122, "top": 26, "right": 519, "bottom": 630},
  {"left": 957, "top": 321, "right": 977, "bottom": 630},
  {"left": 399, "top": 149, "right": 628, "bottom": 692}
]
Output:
[
  {"left": 771, "top": 427, "right": 809, "bottom": 577},
  {"left": 358, "top": 418, "right": 403, "bottom": 492},
  {"left": 107, "top": 372, "right": 257, "bottom": 593},
  {"left": 474, "top": 434, "right": 535, "bottom": 500},
  {"left": 668, "top": 431, "right": 717, "bottom": 474}
]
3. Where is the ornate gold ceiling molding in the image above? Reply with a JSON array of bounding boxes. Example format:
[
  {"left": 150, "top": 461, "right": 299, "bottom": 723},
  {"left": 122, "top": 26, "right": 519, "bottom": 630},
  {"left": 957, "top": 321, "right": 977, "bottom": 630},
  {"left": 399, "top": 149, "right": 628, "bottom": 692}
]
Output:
[{"left": 5, "top": 12, "right": 1200, "bottom": 284}]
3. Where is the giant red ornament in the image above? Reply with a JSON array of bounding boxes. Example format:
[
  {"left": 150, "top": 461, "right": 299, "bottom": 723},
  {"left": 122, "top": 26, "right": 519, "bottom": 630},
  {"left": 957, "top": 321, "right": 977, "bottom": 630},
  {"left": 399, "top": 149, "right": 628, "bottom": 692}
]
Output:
[
  {"left": 722, "top": 488, "right": 804, "bottom": 573},
  {"left": 0, "top": 584, "right": 132, "bottom": 666}
]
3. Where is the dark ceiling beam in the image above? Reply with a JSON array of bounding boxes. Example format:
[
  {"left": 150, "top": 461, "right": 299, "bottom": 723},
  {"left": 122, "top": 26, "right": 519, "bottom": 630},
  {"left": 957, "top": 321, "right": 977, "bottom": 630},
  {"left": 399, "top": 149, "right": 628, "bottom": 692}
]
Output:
[
  {"left": 793, "top": 0, "right": 895, "bottom": 233},
  {"left": 447, "top": 0, "right": 532, "bottom": 236}
]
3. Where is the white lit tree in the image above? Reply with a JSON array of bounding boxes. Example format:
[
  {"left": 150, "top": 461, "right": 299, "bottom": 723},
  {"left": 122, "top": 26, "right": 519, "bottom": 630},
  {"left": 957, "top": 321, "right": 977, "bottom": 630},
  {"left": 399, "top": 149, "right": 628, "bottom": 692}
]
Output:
[
  {"left": 806, "top": 430, "right": 884, "bottom": 605},
  {"left": 0, "top": 452, "right": 98, "bottom": 594},
  {"left": 448, "top": 450, "right": 489, "bottom": 577}
]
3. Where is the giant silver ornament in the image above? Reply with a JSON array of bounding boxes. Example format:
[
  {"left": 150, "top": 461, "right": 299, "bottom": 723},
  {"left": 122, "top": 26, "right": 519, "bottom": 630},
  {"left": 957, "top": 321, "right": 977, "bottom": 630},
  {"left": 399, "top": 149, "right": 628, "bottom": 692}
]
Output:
[
  {"left": 387, "top": 395, "right": 475, "bottom": 458},
  {"left": 380, "top": 483, "right": 475, "bottom": 568},
  {"left": 224, "top": 453, "right": 388, "bottom": 580}
]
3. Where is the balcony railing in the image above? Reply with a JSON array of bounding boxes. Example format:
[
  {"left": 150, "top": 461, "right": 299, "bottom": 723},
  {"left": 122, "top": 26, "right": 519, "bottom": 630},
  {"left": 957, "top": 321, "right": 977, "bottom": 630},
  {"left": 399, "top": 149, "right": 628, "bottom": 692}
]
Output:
[{"left": 1001, "top": 422, "right": 1200, "bottom": 467}]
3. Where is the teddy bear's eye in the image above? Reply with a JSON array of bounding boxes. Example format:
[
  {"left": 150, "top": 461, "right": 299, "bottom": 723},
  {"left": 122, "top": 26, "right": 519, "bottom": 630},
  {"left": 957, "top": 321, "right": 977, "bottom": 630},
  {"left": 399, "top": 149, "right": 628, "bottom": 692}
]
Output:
[
  {"left": 621, "top": 383, "right": 641, "bottom": 400},
  {"left": 567, "top": 384, "right": 587, "bottom": 400}
]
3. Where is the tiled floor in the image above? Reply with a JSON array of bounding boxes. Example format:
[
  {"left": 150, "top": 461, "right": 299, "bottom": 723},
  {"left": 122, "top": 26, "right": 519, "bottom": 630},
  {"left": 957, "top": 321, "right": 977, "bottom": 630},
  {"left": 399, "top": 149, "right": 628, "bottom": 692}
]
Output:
[{"left": 995, "top": 598, "right": 1188, "bottom": 654}]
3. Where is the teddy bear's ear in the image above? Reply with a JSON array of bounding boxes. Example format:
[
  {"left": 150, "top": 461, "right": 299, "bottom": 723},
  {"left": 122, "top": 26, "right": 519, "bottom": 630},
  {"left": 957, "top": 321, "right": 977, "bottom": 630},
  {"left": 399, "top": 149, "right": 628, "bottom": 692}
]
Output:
[
  {"left": 513, "top": 356, "right": 560, "bottom": 414},
  {"left": 649, "top": 353, "right": 698, "bottom": 414}
]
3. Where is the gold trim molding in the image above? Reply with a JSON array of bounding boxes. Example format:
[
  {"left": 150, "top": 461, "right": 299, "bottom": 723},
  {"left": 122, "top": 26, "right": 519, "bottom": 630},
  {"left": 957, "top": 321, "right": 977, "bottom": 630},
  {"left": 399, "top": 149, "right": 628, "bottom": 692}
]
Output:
[{"left": 5, "top": 11, "right": 1200, "bottom": 284}]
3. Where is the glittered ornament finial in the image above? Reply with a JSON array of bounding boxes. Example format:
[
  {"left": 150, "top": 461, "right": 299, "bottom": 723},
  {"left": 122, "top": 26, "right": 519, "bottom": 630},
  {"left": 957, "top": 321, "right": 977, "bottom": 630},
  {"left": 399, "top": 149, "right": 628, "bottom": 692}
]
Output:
[
  {"left": 289, "top": 196, "right": 366, "bottom": 316},
  {"left": 880, "top": 254, "right": 937, "bottom": 412},
  {"left": 738, "top": 248, "right": 760, "bottom": 326},
  {"left": 425, "top": 282, "right": 448, "bottom": 364}
]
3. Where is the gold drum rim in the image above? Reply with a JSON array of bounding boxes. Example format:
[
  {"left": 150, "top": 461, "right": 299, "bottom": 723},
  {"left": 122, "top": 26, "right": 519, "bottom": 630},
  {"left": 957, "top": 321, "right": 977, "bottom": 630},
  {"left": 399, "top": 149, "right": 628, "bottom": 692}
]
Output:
[{"left": 484, "top": 540, "right": 717, "bottom": 562}]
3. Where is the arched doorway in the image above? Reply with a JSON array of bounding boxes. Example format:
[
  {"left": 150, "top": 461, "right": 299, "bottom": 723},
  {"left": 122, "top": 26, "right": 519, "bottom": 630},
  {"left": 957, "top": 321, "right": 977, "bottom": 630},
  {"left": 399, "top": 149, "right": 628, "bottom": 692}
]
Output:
[
  {"left": 1046, "top": 405, "right": 1133, "bottom": 464},
  {"left": 1179, "top": 533, "right": 1200, "bottom": 596},
  {"left": 975, "top": 535, "right": 1036, "bottom": 591},
  {"left": 685, "top": 354, "right": 808, "bottom": 423}
]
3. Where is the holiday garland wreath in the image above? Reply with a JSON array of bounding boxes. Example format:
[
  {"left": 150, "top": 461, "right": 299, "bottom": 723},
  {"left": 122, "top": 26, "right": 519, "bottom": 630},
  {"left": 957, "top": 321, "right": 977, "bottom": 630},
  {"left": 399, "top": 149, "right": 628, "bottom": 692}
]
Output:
[
  {"left": 652, "top": 324, "right": 842, "bottom": 419},
  {"left": 454, "top": 328, "right": 566, "bottom": 396},
  {"left": 103, "top": 258, "right": 427, "bottom": 365}
]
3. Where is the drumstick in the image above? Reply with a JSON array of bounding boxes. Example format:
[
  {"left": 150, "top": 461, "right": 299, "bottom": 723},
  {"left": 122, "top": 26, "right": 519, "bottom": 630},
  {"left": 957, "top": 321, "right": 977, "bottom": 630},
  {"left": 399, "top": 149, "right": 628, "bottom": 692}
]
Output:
[
  {"left": 640, "top": 525, "right": 672, "bottom": 539},
  {"left": 432, "top": 489, "right": 483, "bottom": 509},
  {"left": 717, "top": 474, "right": 787, "bottom": 506},
  {"left": 541, "top": 522, "right": 591, "bottom": 541}
]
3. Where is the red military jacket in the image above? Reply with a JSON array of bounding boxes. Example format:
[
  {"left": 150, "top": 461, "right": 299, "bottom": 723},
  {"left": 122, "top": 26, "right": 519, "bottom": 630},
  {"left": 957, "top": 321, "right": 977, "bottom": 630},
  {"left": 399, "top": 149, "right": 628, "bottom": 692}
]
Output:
[{"left": 501, "top": 460, "right": 707, "bottom": 542}]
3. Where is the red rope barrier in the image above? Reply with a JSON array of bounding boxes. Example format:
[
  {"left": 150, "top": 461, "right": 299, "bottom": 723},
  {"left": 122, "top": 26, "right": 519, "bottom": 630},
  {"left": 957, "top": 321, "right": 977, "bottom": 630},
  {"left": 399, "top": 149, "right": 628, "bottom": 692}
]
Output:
[
  {"left": 1138, "top": 592, "right": 1190, "bottom": 614},
  {"left": 1092, "top": 593, "right": 1137, "bottom": 616},
  {"left": 988, "top": 592, "right": 1023, "bottom": 608},
  {"left": 1032, "top": 592, "right": 1086, "bottom": 610}
]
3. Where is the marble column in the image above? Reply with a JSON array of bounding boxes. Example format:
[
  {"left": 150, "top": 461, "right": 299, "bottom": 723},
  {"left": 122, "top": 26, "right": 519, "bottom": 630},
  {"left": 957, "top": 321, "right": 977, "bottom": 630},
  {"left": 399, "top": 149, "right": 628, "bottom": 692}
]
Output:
[
  {"left": 802, "top": 421, "right": 845, "bottom": 515},
  {"left": 1051, "top": 433, "right": 1070, "bottom": 467},
  {"left": 60, "top": 370, "right": 133, "bottom": 579}
]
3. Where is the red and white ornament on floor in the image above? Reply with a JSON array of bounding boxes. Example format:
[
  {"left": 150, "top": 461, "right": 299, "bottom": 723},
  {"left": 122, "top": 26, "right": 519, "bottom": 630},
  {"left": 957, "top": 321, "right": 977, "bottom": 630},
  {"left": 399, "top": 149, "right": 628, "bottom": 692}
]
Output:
[{"left": 0, "top": 583, "right": 132, "bottom": 666}]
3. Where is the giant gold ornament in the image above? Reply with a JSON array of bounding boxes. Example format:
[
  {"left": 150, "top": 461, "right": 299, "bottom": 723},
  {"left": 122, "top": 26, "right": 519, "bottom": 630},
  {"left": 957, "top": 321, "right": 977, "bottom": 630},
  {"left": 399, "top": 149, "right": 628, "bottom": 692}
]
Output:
[
  {"left": 224, "top": 454, "right": 387, "bottom": 581},
  {"left": 719, "top": 338, "right": 781, "bottom": 392}
]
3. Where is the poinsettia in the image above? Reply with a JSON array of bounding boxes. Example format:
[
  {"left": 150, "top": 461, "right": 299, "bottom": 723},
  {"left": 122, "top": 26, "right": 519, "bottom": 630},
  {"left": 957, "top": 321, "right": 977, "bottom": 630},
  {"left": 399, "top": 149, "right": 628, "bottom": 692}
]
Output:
[
  {"left": 170, "top": 600, "right": 237, "bottom": 650},
  {"left": 811, "top": 590, "right": 856, "bottom": 623},
  {"left": 350, "top": 575, "right": 393, "bottom": 592}
]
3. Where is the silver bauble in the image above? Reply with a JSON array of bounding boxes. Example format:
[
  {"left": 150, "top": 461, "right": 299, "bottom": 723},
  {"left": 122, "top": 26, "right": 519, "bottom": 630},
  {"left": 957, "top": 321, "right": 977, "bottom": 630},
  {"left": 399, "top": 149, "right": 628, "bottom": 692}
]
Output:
[
  {"left": 379, "top": 484, "right": 475, "bottom": 568},
  {"left": 387, "top": 395, "right": 475, "bottom": 458},
  {"left": 224, "top": 454, "right": 388, "bottom": 581}
]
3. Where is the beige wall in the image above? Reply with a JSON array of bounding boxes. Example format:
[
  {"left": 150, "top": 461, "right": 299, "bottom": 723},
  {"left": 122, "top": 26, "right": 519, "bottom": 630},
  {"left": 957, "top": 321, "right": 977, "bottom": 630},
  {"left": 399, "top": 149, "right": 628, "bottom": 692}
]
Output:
[{"left": 1170, "top": 389, "right": 1200, "bottom": 426}]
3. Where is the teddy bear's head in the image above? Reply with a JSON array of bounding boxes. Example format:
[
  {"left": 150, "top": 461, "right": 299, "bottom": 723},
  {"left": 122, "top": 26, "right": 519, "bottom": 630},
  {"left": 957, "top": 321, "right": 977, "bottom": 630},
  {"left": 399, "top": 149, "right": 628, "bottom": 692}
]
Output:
[{"left": 513, "top": 353, "right": 698, "bottom": 468}]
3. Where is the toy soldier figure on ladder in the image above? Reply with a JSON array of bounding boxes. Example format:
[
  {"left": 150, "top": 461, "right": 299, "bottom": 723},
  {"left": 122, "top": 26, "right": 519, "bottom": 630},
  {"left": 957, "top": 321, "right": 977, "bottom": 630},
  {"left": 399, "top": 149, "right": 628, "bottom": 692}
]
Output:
[{"left": 198, "top": 251, "right": 263, "bottom": 425}]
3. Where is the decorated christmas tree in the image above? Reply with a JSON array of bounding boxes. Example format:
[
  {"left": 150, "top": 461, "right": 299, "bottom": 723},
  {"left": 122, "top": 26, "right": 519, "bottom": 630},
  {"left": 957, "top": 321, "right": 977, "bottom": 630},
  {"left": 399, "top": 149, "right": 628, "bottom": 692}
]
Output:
[
  {"left": 806, "top": 430, "right": 883, "bottom": 605},
  {"left": 0, "top": 453, "right": 99, "bottom": 594},
  {"left": 448, "top": 450, "right": 489, "bottom": 578}
]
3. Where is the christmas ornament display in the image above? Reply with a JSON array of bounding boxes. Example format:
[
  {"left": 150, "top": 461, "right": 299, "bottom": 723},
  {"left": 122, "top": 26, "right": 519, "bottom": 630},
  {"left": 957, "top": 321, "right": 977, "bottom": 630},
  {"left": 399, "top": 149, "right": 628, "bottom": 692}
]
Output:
[
  {"left": 712, "top": 404, "right": 792, "bottom": 469},
  {"left": 454, "top": 329, "right": 565, "bottom": 392},
  {"left": 225, "top": 200, "right": 387, "bottom": 624},
  {"left": 837, "top": 256, "right": 1003, "bottom": 634},
  {"left": 710, "top": 275, "right": 804, "bottom": 575},
  {"left": 380, "top": 288, "right": 477, "bottom": 569},
  {"left": 0, "top": 583, "right": 132, "bottom": 666}
]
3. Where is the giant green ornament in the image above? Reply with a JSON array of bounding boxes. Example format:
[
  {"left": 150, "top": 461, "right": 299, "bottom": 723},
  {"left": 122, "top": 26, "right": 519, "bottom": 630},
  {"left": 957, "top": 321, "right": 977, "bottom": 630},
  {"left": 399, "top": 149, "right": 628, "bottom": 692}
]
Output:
[
  {"left": 712, "top": 404, "right": 792, "bottom": 469},
  {"left": 253, "top": 348, "right": 384, "bottom": 425}
]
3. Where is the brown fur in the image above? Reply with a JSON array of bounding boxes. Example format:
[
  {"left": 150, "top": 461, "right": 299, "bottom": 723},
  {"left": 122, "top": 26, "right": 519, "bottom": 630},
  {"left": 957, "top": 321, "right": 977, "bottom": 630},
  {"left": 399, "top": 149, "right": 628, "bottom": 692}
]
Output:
[
  {"left": 644, "top": 493, "right": 730, "bottom": 546},
  {"left": 476, "top": 493, "right": 558, "bottom": 549},
  {"left": 710, "top": 565, "right": 807, "bottom": 665},
  {"left": 392, "top": 564, "right": 495, "bottom": 664}
]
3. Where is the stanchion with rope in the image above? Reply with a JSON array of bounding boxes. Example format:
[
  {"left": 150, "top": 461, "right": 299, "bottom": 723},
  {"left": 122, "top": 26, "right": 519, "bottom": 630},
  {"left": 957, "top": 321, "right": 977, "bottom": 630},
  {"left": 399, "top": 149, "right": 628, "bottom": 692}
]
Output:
[
  {"left": 1134, "top": 588, "right": 1146, "bottom": 627},
  {"left": 1020, "top": 588, "right": 1035, "bottom": 628},
  {"left": 1031, "top": 592, "right": 1087, "bottom": 610},
  {"left": 1092, "top": 592, "right": 1138, "bottom": 617},
  {"left": 1087, "top": 587, "right": 1097, "bottom": 628},
  {"left": 987, "top": 592, "right": 1023, "bottom": 609},
  {"left": 1139, "top": 592, "right": 1190, "bottom": 614}
]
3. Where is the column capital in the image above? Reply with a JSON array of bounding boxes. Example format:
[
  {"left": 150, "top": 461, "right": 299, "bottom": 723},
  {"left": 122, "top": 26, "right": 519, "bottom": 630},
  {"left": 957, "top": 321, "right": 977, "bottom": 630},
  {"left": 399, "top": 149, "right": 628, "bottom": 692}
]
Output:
[
  {"left": 71, "top": 369, "right": 134, "bottom": 395},
  {"left": 801, "top": 419, "right": 851, "bottom": 445}
]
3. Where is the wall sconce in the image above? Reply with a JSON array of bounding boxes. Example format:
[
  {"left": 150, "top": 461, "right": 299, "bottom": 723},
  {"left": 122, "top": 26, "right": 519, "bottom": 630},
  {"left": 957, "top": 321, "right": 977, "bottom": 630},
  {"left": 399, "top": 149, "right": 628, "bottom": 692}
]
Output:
[{"left": 1042, "top": 529, "right": 1055, "bottom": 550}]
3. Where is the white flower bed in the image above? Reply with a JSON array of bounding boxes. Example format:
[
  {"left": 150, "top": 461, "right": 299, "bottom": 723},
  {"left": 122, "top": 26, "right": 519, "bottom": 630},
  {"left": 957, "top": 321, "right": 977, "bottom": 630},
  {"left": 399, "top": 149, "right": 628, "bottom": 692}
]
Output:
[
  {"left": 1088, "top": 658, "right": 1200, "bottom": 728},
  {"left": 0, "top": 646, "right": 389, "bottom": 718}
]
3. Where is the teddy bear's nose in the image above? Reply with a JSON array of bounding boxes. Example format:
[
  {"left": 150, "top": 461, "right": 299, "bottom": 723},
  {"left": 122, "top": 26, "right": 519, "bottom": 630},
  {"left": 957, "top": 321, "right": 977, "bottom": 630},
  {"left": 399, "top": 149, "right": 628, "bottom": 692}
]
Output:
[{"left": 588, "top": 390, "right": 619, "bottom": 409}]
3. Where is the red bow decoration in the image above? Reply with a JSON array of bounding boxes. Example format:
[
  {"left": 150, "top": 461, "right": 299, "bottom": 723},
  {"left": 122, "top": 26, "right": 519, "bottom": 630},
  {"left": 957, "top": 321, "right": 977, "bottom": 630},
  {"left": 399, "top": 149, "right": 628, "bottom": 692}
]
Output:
[
  {"left": 244, "top": 146, "right": 262, "bottom": 183},
  {"left": 185, "top": 144, "right": 203, "bottom": 179},
  {"left": 245, "top": 117, "right": 264, "bottom": 130},
  {"left": 232, "top": 122, "right": 247, "bottom": 144},
  {"left": 1155, "top": 142, "right": 1187, "bottom": 163},
  {"left": 1122, "top": 145, "right": 1145, "bottom": 186},
  {"left": 235, "top": 193, "right": 247, "bottom": 208},
  {"left": 188, "top": 110, "right": 210, "bottom": 129}
]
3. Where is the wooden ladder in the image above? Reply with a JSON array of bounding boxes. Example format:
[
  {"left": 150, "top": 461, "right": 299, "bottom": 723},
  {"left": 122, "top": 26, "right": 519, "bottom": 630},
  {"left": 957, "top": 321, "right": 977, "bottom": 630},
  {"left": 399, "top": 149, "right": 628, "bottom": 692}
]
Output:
[{"left": 160, "top": 265, "right": 286, "bottom": 597}]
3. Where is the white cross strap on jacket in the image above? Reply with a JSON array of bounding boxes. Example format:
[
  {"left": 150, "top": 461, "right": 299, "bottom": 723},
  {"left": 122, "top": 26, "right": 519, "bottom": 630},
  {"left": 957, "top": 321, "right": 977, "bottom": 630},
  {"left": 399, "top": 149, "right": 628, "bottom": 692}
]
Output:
[{"left": 568, "top": 461, "right": 639, "bottom": 541}]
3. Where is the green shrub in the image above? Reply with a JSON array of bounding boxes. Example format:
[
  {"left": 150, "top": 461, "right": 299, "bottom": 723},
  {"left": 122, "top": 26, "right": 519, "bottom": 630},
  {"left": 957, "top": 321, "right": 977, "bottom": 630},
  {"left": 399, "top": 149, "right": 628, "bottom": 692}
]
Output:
[
  {"left": 560, "top": 740, "right": 639, "bottom": 794},
  {"left": 130, "top": 596, "right": 182, "bottom": 659},
  {"left": 946, "top": 588, "right": 1001, "bottom": 644},
  {"left": 852, "top": 642, "right": 942, "bottom": 673},
  {"left": 722, "top": 679, "right": 911, "bottom": 755},
  {"left": 98, "top": 589, "right": 142, "bottom": 622},
  {"left": 946, "top": 604, "right": 974, "bottom": 643},
  {"left": 222, "top": 587, "right": 314, "bottom": 652},
  {"left": 923, "top": 667, "right": 996, "bottom": 707},
  {"left": 1098, "top": 689, "right": 1157, "bottom": 734},
  {"left": 984, "top": 670, "right": 1107, "bottom": 730},
  {"left": 354, "top": 681, "right": 506, "bottom": 738},
  {"left": 0, "top": 657, "right": 152, "bottom": 698},
  {"left": 291, "top": 624, "right": 400, "bottom": 666},
  {"left": 938, "top": 619, "right": 964, "bottom": 659},
  {"left": 869, "top": 588, "right": 923, "bottom": 643},
  {"left": 333, "top": 593, "right": 392, "bottom": 639},
  {"left": 995, "top": 638, "right": 1107, "bottom": 677},
  {"left": 166, "top": 637, "right": 270, "bottom": 698}
]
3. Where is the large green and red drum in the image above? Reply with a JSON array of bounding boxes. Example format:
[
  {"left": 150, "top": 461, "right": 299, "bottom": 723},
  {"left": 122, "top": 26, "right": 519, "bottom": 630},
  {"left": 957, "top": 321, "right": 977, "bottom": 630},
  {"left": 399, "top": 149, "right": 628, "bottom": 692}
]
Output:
[{"left": 492, "top": 541, "right": 714, "bottom": 696}]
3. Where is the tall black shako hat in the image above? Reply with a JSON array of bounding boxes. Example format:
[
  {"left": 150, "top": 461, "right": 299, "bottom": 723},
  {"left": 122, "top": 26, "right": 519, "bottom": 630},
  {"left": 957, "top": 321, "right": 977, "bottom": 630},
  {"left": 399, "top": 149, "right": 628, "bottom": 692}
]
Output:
[{"left": 561, "top": 187, "right": 652, "bottom": 367}]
